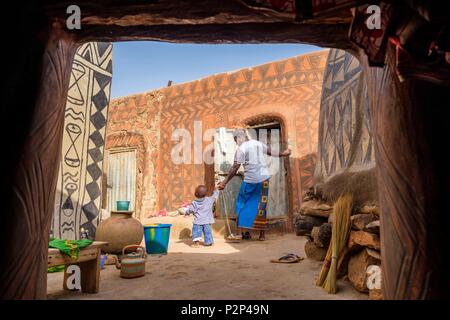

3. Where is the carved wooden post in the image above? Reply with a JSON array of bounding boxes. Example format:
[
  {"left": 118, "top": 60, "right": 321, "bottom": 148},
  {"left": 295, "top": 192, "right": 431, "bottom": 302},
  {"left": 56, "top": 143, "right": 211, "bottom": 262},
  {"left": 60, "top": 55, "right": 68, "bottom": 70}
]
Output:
[
  {"left": 0, "top": 23, "right": 76, "bottom": 299},
  {"left": 362, "top": 46, "right": 450, "bottom": 299}
]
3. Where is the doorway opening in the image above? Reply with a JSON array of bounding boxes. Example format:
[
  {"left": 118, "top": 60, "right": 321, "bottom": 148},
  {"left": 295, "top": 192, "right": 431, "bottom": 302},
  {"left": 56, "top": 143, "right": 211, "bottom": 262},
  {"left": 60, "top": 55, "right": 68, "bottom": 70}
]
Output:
[
  {"left": 213, "top": 118, "right": 291, "bottom": 233},
  {"left": 105, "top": 148, "right": 137, "bottom": 214},
  {"left": 47, "top": 43, "right": 367, "bottom": 300}
]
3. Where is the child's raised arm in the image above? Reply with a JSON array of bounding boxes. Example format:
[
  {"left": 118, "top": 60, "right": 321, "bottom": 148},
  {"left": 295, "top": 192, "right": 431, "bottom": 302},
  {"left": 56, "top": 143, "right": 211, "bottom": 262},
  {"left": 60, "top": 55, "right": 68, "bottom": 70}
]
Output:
[
  {"left": 210, "top": 189, "right": 220, "bottom": 200},
  {"left": 184, "top": 202, "right": 196, "bottom": 216}
]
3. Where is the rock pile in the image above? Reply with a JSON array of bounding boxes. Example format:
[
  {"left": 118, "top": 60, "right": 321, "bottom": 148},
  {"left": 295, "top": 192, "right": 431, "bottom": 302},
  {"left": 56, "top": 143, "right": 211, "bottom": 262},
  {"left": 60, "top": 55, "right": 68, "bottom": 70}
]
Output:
[{"left": 294, "top": 194, "right": 382, "bottom": 299}]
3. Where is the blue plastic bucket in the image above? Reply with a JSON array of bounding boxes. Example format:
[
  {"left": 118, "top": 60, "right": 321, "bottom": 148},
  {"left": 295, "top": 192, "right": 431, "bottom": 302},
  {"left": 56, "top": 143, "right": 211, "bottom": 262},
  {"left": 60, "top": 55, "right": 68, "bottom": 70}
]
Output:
[
  {"left": 116, "top": 200, "right": 130, "bottom": 211},
  {"left": 143, "top": 223, "right": 172, "bottom": 255}
]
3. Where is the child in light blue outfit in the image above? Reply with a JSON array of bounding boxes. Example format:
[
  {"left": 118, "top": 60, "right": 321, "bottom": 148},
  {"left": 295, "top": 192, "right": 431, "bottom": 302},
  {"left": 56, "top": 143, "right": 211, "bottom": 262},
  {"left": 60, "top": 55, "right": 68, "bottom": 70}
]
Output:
[{"left": 186, "top": 185, "right": 219, "bottom": 247}]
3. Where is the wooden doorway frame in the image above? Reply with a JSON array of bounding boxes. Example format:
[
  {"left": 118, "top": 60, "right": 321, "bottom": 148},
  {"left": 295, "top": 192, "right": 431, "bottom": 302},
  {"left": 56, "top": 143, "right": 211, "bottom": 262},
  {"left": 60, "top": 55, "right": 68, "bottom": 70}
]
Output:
[{"left": 103, "top": 147, "right": 137, "bottom": 214}]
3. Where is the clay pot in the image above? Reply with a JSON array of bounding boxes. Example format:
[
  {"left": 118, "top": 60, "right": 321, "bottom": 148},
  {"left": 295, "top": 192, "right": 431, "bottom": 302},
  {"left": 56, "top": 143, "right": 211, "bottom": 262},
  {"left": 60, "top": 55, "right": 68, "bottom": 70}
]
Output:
[{"left": 95, "top": 211, "right": 144, "bottom": 254}]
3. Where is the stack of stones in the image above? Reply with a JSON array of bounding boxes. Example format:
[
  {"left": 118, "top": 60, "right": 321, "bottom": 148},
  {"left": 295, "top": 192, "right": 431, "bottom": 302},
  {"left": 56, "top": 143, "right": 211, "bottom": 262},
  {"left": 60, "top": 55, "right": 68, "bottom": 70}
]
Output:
[{"left": 294, "top": 191, "right": 382, "bottom": 300}]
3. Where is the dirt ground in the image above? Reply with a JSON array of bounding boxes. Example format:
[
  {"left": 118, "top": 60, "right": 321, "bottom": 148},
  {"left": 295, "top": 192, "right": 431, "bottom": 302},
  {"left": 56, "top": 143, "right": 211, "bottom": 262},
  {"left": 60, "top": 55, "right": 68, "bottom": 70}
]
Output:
[{"left": 47, "top": 219, "right": 366, "bottom": 300}]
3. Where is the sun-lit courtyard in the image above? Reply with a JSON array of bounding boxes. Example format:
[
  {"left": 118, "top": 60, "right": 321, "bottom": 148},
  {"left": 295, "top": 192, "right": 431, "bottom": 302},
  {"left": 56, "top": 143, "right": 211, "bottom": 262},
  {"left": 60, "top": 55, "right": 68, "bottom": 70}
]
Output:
[{"left": 48, "top": 219, "right": 364, "bottom": 300}]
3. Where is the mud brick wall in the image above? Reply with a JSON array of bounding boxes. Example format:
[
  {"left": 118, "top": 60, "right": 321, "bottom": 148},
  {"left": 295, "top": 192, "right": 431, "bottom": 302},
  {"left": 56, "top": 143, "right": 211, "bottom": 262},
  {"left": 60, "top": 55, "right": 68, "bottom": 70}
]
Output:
[
  {"left": 105, "top": 91, "right": 163, "bottom": 220},
  {"left": 106, "top": 50, "right": 329, "bottom": 218}
]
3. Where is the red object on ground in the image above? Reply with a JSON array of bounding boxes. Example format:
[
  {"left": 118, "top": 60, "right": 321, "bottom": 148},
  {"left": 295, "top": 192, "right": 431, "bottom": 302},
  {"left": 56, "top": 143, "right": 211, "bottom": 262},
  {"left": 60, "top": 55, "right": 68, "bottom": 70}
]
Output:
[
  {"left": 158, "top": 209, "right": 168, "bottom": 217},
  {"left": 147, "top": 209, "right": 168, "bottom": 218}
]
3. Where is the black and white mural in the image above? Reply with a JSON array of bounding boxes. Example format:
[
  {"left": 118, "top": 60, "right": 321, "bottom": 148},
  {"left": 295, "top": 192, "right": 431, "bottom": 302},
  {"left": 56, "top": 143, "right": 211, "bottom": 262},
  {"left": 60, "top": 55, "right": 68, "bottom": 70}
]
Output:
[
  {"left": 315, "top": 49, "right": 374, "bottom": 181},
  {"left": 52, "top": 42, "right": 113, "bottom": 240}
]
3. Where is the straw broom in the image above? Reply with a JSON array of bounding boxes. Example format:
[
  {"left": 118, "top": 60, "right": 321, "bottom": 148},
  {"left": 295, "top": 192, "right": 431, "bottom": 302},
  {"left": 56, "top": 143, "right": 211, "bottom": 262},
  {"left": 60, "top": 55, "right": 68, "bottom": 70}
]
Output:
[
  {"left": 220, "top": 189, "right": 233, "bottom": 237},
  {"left": 322, "top": 193, "right": 352, "bottom": 294},
  {"left": 315, "top": 194, "right": 352, "bottom": 288},
  {"left": 316, "top": 241, "right": 332, "bottom": 286}
]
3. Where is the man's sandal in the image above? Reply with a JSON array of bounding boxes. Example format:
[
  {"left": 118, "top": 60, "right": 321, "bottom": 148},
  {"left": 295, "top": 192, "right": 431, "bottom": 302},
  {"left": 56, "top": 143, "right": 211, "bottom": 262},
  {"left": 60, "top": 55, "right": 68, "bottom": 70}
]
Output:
[{"left": 270, "top": 253, "right": 304, "bottom": 263}]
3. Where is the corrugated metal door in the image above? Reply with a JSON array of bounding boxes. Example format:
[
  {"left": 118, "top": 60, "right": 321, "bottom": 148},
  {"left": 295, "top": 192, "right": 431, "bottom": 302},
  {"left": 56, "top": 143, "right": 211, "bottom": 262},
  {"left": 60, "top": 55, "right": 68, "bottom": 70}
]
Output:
[
  {"left": 107, "top": 150, "right": 136, "bottom": 212},
  {"left": 264, "top": 128, "right": 288, "bottom": 219},
  {"left": 214, "top": 128, "right": 242, "bottom": 219}
]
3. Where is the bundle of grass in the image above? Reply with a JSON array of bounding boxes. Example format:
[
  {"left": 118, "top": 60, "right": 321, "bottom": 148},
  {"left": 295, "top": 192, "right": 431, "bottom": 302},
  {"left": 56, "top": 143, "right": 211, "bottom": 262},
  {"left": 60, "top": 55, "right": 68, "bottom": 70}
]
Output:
[
  {"left": 316, "top": 243, "right": 332, "bottom": 286},
  {"left": 324, "top": 194, "right": 352, "bottom": 293},
  {"left": 315, "top": 194, "right": 353, "bottom": 293}
]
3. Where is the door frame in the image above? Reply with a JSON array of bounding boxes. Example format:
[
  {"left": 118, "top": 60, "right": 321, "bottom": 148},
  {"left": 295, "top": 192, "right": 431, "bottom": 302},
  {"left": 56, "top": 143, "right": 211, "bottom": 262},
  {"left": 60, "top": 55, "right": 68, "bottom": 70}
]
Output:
[
  {"left": 243, "top": 115, "right": 293, "bottom": 231},
  {"left": 103, "top": 147, "right": 138, "bottom": 216},
  {"left": 104, "top": 132, "right": 146, "bottom": 221}
]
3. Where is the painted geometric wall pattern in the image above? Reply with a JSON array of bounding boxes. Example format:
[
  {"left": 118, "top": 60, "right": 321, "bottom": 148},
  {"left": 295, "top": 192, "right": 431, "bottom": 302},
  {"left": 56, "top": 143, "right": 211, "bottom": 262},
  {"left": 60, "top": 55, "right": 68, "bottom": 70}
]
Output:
[
  {"left": 52, "top": 42, "right": 113, "bottom": 240},
  {"left": 158, "top": 51, "right": 329, "bottom": 211},
  {"left": 315, "top": 49, "right": 374, "bottom": 181}
]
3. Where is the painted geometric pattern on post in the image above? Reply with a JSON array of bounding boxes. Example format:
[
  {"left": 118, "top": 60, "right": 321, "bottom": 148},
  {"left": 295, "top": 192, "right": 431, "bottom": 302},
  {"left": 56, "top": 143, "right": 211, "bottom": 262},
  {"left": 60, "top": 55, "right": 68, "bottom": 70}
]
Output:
[
  {"left": 315, "top": 49, "right": 374, "bottom": 180},
  {"left": 53, "top": 42, "right": 113, "bottom": 240}
]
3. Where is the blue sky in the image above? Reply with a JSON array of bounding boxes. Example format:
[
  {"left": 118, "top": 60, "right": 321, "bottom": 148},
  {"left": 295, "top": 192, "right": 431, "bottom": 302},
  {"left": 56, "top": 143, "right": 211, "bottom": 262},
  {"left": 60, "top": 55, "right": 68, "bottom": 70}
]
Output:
[{"left": 111, "top": 41, "right": 322, "bottom": 98}]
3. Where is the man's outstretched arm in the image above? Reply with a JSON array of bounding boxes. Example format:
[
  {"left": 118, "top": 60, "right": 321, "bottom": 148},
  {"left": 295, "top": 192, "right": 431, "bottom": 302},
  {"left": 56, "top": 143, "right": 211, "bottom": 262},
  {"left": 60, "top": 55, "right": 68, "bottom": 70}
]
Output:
[
  {"left": 218, "top": 162, "right": 241, "bottom": 190},
  {"left": 265, "top": 147, "right": 291, "bottom": 157}
]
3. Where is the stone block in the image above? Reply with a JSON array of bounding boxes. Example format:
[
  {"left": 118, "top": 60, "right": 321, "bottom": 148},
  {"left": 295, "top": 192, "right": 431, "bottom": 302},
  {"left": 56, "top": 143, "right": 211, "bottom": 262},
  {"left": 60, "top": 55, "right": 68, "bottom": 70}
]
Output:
[
  {"left": 293, "top": 214, "right": 327, "bottom": 236},
  {"left": 348, "top": 230, "right": 381, "bottom": 251},
  {"left": 304, "top": 240, "right": 327, "bottom": 261},
  {"left": 351, "top": 213, "right": 377, "bottom": 230},
  {"left": 299, "top": 200, "right": 333, "bottom": 218},
  {"left": 348, "top": 248, "right": 381, "bottom": 292},
  {"left": 364, "top": 220, "right": 380, "bottom": 234},
  {"left": 311, "top": 223, "right": 332, "bottom": 248}
]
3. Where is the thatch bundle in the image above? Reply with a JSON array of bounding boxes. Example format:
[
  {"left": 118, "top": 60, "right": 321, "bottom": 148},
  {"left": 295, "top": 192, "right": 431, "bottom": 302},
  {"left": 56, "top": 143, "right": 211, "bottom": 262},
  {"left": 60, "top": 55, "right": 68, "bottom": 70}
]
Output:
[{"left": 316, "top": 194, "right": 352, "bottom": 293}]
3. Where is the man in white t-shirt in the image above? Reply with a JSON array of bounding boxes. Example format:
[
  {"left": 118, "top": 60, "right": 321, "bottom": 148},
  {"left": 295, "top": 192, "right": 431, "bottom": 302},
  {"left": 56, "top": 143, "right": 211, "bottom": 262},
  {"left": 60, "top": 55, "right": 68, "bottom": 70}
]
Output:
[{"left": 218, "top": 129, "right": 291, "bottom": 241}]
